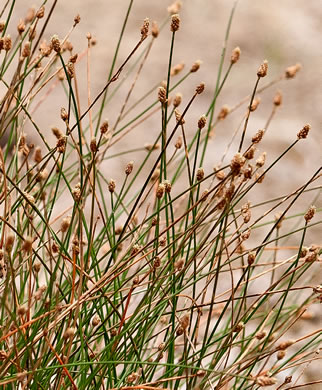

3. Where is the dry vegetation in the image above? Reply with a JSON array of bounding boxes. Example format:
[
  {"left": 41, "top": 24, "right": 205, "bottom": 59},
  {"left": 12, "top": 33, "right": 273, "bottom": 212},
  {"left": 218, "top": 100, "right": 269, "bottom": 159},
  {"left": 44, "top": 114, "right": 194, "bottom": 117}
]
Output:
[{"left": 0, "top": 1, "right": 321, "bottom": 389}]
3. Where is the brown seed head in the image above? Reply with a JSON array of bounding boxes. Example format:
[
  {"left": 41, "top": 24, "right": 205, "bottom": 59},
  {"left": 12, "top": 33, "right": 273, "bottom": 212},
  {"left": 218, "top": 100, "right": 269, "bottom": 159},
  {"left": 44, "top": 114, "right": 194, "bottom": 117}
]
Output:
[
  {"left": 297, "top": 123, "right": 310, "bottom": 139},
  {"left": 60, "top": 107, "right": 68, "bottom": 122},
  {"left": 277, "top": 340, "right": 294, "bottom": 351},
  {"left": 25, "top": 7, "right": 36, "bottom": 23},
  {"left": 36, "top": 6, "right": 45, "bottom": 19},
  {"left": 230, "top": 153, "right": 246, "bottom": 175},
  {"left": 201, "top": 189, "right": 209, "bottom": 201},
  {"left": 56, "top": 136, "right": 67, "bottom": 153},
  {"left": 252, "top": 129, "right": 264, "bottom": 144},
  {"left": 241, "top": 202, "right": 251, "bottom": 223},
  {"left": 190, "top": 59, "right": 202, "bottom": 73},
  {"left": 233, "top": 322, "right": 244, "bottom": 333},
  {"left": 256, "top": 152, "right": 266, "bottom": 167},
  {"left": 173, "top": 93, "right": 182, "bottom": 108},
  {"left": 158, "top": 86, "right": 167, "bottom": 103},
  {"left": 61, "top": 216, "right": 71, "bottom": 233},
  {"left": 39, "top": 40, "right": 52, "bottom": 56},
  {"left": 256, "top": 330, "right": 267, "bottom": 340},
  {"left": 51, "top": 35, "right": 61, "bottom": 53},
  {"left": 277, "top": 350, "right": 286, "bottom": 360},
  {"left": 198, "top": 115, "right": 207, "bottom": 129},
  {"left": 145, "top": 143, "right": 160, "bottom": 151},
  {"left": 29, "top": 26, "right": 36, "bottom": 40},
  {"left": 140, "top": 18, "right": 149, "bottom": 40},
  {"left": 196, "top": 82, "right": 205, "bottom": 94},
  {"left": 125, "top": 161, "right": 134, "bottom": 175},
  {"left": 171, "top": 62, "right": 184, "bottom": 76},
  {"left": 17, "top": 19, "right": 26, "bottom": 34},
  {"left": 196, "top": 167, "right": 204, "bottom": 181},
  {"left": 5, "top": 233, "right": 14, "bottom": 252},
  {"left": 248, "top": 252, "right": 256, "bottom": 265},
  {"left": 108, "top": 179, "right": 116, "bottom": 193},
  {"left": 231, "top": 46, "right": 241, "bottom": 64},
  {"left": 22, "top": 42, "right": 30, "bottom": 58},
  {"left": 92, "top": 314, "right": 101, "bottom": 327},
  {"left": 64, "top": 327, "right": 76, "bottom": 339},
  {"left": 34, "top": 147, "right": 42, "bottom": 163},
  {"left": 72, "top": 183, "right": 81, "bottom": 202},
  {"left": 257, "top": 60, "right": 268, "bottom": 78},
  {"left": 249, "top": 96, "right": 261, "bottom": 112},
  {"left": 170, "top": 14, "right": 180, "bottom": 32},
  {"left": 255, "top": 376, "right": 277, "bottom": 386},
  {"left": 217, "top": 105, "right": 230, "bottom": 120},
  {"left": 90, "top": 137, "right": 97, "bottom": 153},
  {"left": 167, "top": 0, "right": 182, "bottom": 15},
  {"left": 175, "top": 108, "right": 185, "bottom": 124},
  {"left": 69, "top": 54, "right": 78, "bottom": 63},
  {"left": 22, "top": 237, "right": 33, "bottom": 252},
  {"left": 74, "top": 14, "right": 81, "bottom": 26},
  {"left": 0, "top": 21, "right": 5, "bottom": 33},
  {"left": 244, "top": 146, "right": 256, "bottom": 160},
  {"left": 100, "top": 120, "right": 109, "bottom": 134},
  {"left": 304, "top": 205, "right": 316, "bottom": 223},
  {"left": 156, "top": 183, "right": 165, "bottom": 199},
  {"left": 175, "top": 136, "right": 183, "bottom": 149},
  {"left": 67, "top": 61, "right": 75, "bottom": 78},
  {"left": 163, "top": 180, "right": 172, "bottom": 193},
  {"left": 3, "top": 35, "right": 12, "bottom": 51},
  {"left": 285, "top": 63, "right": 301, "bottom": 79},
  {"left": 151, "top": 20, "right": 159, "bottom": 38},
  {"left": 52, "top": 127, "right": 63, "bottom": 139},
  {"left": 273, "top": 90, "right": 282, "bottom": 106}
]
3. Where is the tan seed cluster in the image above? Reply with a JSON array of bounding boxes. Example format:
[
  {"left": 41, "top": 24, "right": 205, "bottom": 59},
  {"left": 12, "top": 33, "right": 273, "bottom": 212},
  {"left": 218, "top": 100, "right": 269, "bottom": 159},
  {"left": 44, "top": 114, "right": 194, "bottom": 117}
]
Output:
[
  {"left": 256, "top": 152, "right": 266, "bottom": 167},
  {"left": 231, "top": 46, "right": 241, "bottom": 64},
  {"left": 108, "top": 179, "right": 116, "bottom": 193},
  {"left": 175, "top": 109, "right": 185, "bottom": 124},
  {"left": 230, "top": 153, "right": 246, "bottom": 175},
  {"left": 217, "top": 105, "right": 230, "bottom": 120},
  {"left": 175, "top": 136, "right": 183, "bottom": 149},
  {"left": 196, "top": 167, "right": 204, "bottom": 181},
  {"left": 125, "top": 161, "right": 134, "bottom": 175},
  {"left": 51, "top": 35, "right": 61, "bottom": 53},
  {"left": 156, "top": 183, "right": 165, "bottom": 199},
  {"left": 255, "top": 375, "right": 277, "bottom": 386},
  {"left": 196, "top": 82, "right": 205, "bottom": 94},
  {"left": 190, "top": 59, "right": 202, "bottom": 73},
  {"left": 100, "top": 120, "right": 109, "bottom": 135},
  {"left": 198, "top": 115, "right": 207, "bottom": 129},
  {"left": 257, "top": 60, "right": 268, "bottom": 78},
  {"left": 249, "top": 96, "right": 261, "bottom": 112},
  {"left": 167, "top": 0, "right": 182, "bottom": 15},
  {"left": 241, "top": 202, "right": 251, "bottom": 223},
  {"left": 170, "top": 14, "right": 180, "bottom": 32},
  {"left": 158, "top": 86, "right": 167, "bottom": 103},
  {"left": 252, "top": 129, "right": 264, "bottom": 144},
  {"left": 171, "top": 62, "right": 185, "bottom": 76},
  {"left": 297, "top": 123, "right": 310, "bottom": 139},
  {"left": 56, "top": 136, "right": 67, "bottom": 153},
  {"left": 173, "top": 93, "right": 182, "bottom": 108},
  {"left": 273, "top": 91, "right": 282, "bottom": 106},
  {"left": 140, "top": 18, "right": 149, "bottom": 40},
  {"left": 151, "top": 21, "right": 159, "bottom": 38},
  {"left": 304, "top": 205, "right": 316, "bottom": 223},
  {"left": 285, "top": 63, "right": 301, "bottom": 78}
]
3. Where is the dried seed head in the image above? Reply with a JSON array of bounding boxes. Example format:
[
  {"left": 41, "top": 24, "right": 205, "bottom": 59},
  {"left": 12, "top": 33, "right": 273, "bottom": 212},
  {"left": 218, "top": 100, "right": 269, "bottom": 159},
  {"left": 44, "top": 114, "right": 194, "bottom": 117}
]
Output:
[
  {"left": 233, "top": 322, "right": 244, "bottom": 333},
  {"left": 5, "top": 233, "right": 14, "bottom": 252},
  {"left": 125, "top": 161, "right": 134, "bottom": 175},
  {"left": 29, "top": 26, "right": 36, "bottom": 40},
  {"left": 90, "top": 137, "right": 97, "bottom": 153},
  {"left": 175, "top": 135, "right": 183, "bottom": 149},
  {"left": 23, "top": 191, "right": 35, "bottom": 205},
  {"left": 63, "top": 40, "right": 73, "bottom": 52},
  {"left": 151, "top": 169, "right": 160, "bottom": 181},
  {"left": 201, "top": 189, "right": 209, "bottom": 201},
  {"left": 217, "top": 105, "right": 230, "bottom": 120},
  {"left": 22, "top": 42, "right": 30, "bottom": 58},
  {"left": 257, "top": 60, "right": 268, "bottom": 78},
  {"left": 22, "top": 237, "right": 33, "bottom": 252},
  {"left": 231, "top": 46, "right": 241, "bottom": 64},
  {"left": 60, "top": 107, "right": 68, "bottom": 122},
  {"left": 173, "top": 93, "right": 182, "bottom": 108},
  {"left": 127, "top": 372, "right": 139, "bottom": 384},
  {"left": 36, "top": 6, "right": 45, "bottom": 19},
  {"left": 241, "top": 229, "right": 251, "bottom": 241},
  {"left": 171, "top": 62, "right": 184, "bottom": 76},
  {"left": 0, "top": 21, "right": 5, "bottom": 33},
  {"left": 145, "top": 143, "right": 160, "bottom": 151},
  {"left": 256, "top": 152, "right": 266, "bottom": 167},
  {"left": 140, "top": 18, "right": 149, "bottom": 40},
  {"left": 153, "top": 256, "right": 160, "bottom": 267},
  {"left": 64, "top": 327, "right": 76, "bottom": 339},
  {"left": 313, "top": 285, "right": 322, "bottom": 294},
  {"left": 170, "top": 14, "right": 180, "bottom": 32},
  {"left": 248, "top": 252, "right": 256, "bottom": 265},
  {"left": 304, "top": 205, "right": 316, "bottom": 223},
  {"left": 215, "top": 167, "right": 226, "bottom": 181},
  {"left": 230, "top": 153, "right": 246, "bottom": 175},
  {"left": 52, "top": 127, "right": 63, "bottom": 139},
  {"left": 252, "top": 129, "right": 264, "bottom": 144},
  {"left": 285, "top": 63, "right": 301, "bottom": 79},
  {"left": 51, "top": 35, "right": 61, "bottom": 53},
  {"left": 40, "top": 40, "right": 52, "bottom": 56},
  {"left": 198, "top": 115, "right": 207, "bottom": 129},
  {"left": 277, "top": 340, "right": 294, "bottom": 350},
  {"left": 297, "top": 123, "right": 310, "bottom": 139},
  {"left": 273, "top": 90, "right": 282, "bottom": 106},
  {"left": 255, "top": 375, "right": 277, "bottom": 386},
  {"left": 34, "top": 147, "right": 42, "bottom": 164},
  {"left": 17, "top": 19, "right": 26, "bottom": 34},
  {"left": 256, "top": 330, "right": 267, "bottom": 340},
  {"left": 175, "top": 108, "right": 185, "bottom": 124},
  {"left": 163, "top": 180, "right": 172, "bottom": 193},
  {"left": 61, "top": 216, "right": 71, "bottom": 233},
  {"left": 241, "top": 202, "right": 251, "bottom": 223},
  {"left": 92, "top": 314, "right": 101, "bottom": 327},
  {"left": 158, "top": 86, "right": 167, "bottom": 103},
  {"left": 190, "top": 59, "right": 202, "bottom": 73},
  {"left": 225, "top": 183, "right": 235, "bottom": 202},
  {"left": 305, "top": 251, "right": 317, "bottom": 262},
  {"left": 244, "top": 146, "right": 256, "bottom": 160},
  {"left": 196, "top": 167, "right": 204, "bottom": 181},
  {"left": 3, "top": 35, "right": 12, "bottom": 51},
  {"left": 56, "top": 136, "right": 67, "bottom": 153},
  {"left": 156, "top": 183, "right": 165, "bottom": 199},
  {"left": 72, "top": 183, "right": 81, "bottom": 202},
  {"left": 151, "top": 20, "right": 159, "bottom": 38},
  {"left": 108, "top": 179, "right": 116, "bottom": 193},
  {"left": 167, "top": 0, "right": 182, "bottom": 14},
  {"left": 18, "top": 306, "right": 27, "bottom": 316},
  {"left": 243, "top": 164, "right": 253, "bottom": 180},
  {"left": 249, "top": 96, "right": 261, "bottom": 112},
  {"left": 196, "top": 82, "right": 205, "bottom": 94},
  {"left": 100, "top": 120, "right": 109, "bottom": 134},
  {"left": 74, "top": 14, "right": 81, "bottom": 26},
  {"left": 67, "top": 61, "right": 75, "bottom": 78},
  {"left": 277, "top": 350, "right": 286, "bottom": 360},
  {"left": 69, "top": 54, "right": 78, "bottom": 63},
  {"left": 255, "top": 172, "right": 265, "bottom": 183},
  {"left": 25, "top": 7, "right": 36, "bottom": 23}
]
